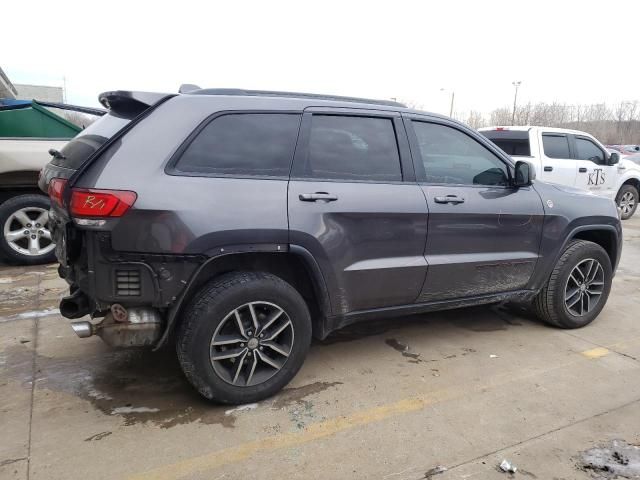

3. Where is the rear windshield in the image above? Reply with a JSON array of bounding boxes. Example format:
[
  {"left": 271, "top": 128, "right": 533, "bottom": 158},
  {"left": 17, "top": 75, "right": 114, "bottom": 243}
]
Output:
[
  {"left": 479, "top": 130, "right": 531, "bottom": 156},
  {"left": 52, "top": 113, "right": 131, "bottom": 169}
]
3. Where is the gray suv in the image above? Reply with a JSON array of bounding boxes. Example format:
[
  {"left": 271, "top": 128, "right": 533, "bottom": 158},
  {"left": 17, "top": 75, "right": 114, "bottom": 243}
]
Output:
[{"left": 39, "top": 88, "right": 622, "bottom": 404}]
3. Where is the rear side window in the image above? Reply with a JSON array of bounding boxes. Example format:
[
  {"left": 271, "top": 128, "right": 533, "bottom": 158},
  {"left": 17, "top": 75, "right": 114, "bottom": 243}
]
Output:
[
  {"left": 297, "top": 115, "right": 402, "bottom": 182},
  {"left": 174, "top": 113, "right": 301, "bottom": 177},
  {"left": 575, "top": 137, "right": 605, "bottom": 164},
  {"left": 490, "top": 139, "right": 531, "bottom": 156},
  {"left": 479, "top": 130, "right": 531, "bottom": 156},
  {"left": 54, "top": 113, "right": 131, "bottom": 169},
  {"left": 542, "top": 134, "right": 570, "bottom": 159},
  {"left": 412, "top": 122, "right": 509, "bottom": 186}
]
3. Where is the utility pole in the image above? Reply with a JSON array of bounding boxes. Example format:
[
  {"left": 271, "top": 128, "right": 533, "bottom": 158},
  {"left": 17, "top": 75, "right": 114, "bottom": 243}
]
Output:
[
  {"left": 511, "top": 81, "right": 521, "bottom": 124},
  {"left": 449, "top": 91, "right": 455, "bottom": 117},
  {"left": 440, "top": 88, "right": 455, "bottom": 118}
]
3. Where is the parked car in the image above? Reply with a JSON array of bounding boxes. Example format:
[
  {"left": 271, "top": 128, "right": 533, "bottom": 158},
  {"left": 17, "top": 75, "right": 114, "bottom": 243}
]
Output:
[
  {"left": 0, "top": 101, "right": 104, "bottom": 264},
  {"left": 607, "top": 144, "right": 640, "bottom": 156},
  {"left": 39, "top": 88, "right": 622, "bottom": 404},
  {"left": 479, "top": 127, "right": 640, "bottom": 220}
]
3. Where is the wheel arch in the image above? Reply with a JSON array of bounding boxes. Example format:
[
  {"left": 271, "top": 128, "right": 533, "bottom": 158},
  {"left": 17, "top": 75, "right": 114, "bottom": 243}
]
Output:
[
  {"left": 155, "top": 247, "right": 331, "bottom": 349},
  {"left": 617, "top": 177, "right": 640, "bottom": 197},
  {"left": 569, "top": 226, "right": 619, "bottom": 271}
]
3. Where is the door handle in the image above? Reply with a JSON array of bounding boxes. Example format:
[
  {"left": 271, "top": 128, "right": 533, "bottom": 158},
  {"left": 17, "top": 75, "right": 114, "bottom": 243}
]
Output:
[
  {"left": 299, "top": 192, "right": 338, "bottom": 202},
  {"left": 579, "top": 167, "right": 587, "bottom": 173},
  {"left": 544, "top": 166, "right": 553, "bottom": 172},
  {"left": 434, "top": 194, "right": 465, "bottom": 204}
]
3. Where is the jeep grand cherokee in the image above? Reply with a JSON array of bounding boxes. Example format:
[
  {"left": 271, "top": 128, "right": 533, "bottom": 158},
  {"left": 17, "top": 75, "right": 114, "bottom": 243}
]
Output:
[{"left": 38, "top": 87, "right": 622, "bottom": 404}]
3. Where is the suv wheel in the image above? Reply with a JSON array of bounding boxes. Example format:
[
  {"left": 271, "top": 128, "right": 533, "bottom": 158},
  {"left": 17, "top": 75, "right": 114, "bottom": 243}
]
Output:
[
  {"left": 616, "top": 184, "right": 638, "bottom": 220},
  {"left": 176, "top": 271, "right": 312, "bottom": 404},
  {"left": 534, "top": 240, "right": 612, "bottom": 328},
  {"left": 0, "top": 194, "right": 56, "bottom": 265}
]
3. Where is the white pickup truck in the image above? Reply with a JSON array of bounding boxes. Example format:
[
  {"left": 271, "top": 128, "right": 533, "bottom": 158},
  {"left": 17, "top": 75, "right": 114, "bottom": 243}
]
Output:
[{"left": 479, "top": 126, "right": 640, "bottom": 219}]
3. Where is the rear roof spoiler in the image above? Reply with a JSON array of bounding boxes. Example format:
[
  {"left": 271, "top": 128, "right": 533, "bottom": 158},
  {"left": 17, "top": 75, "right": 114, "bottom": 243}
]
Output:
[{"left": 98, "top": 90, "right": 173, "bottom": 117}]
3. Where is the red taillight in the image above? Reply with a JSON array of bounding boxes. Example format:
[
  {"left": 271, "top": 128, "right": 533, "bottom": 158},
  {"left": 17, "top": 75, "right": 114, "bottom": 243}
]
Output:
[
  {"left": 70, "top": 189, "right": 137, "bottom": 218},
  {"left": 48, "top": 178, "right": 68, "bottom": 208}
]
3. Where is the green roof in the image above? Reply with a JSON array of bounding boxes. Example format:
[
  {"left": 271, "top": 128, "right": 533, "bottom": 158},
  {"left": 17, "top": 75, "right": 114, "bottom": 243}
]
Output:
[{"left": 0, "top": 101, "right": 81, "bottom": 138}]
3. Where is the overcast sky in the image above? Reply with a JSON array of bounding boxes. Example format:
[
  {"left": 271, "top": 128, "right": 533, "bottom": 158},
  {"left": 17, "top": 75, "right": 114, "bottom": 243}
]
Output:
[{"left": 3, "top": 0, "right": 638, "bottom": 117}]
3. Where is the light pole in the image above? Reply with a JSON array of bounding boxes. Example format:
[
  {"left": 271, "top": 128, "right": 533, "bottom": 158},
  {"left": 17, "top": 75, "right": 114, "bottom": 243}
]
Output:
[
  {"left": 440, "top": 88, "right": 455, "bottom": 117},
  {"left": 511, "top": 81, "right": 521, "bottom": 124}
]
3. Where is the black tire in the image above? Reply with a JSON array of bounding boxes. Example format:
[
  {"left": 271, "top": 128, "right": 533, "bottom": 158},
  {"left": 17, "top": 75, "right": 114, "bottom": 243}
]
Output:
[
  {"left": 0, "top": 194, "right": 56, "bottom": 265},
  {"left": 616, "top": 184, "right": 639, "bottom": 220},
  {"left": 534, "top": 240, "right": 612, "bottom": 328},
  {"left": 176, "top": 271, "right": 312, "bottom": 404}
]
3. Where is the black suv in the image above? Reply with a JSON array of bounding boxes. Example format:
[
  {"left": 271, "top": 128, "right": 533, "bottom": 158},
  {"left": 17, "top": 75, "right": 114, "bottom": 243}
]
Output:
[{"left": 39, "top": 88, "right": 622, "bottom": 404}]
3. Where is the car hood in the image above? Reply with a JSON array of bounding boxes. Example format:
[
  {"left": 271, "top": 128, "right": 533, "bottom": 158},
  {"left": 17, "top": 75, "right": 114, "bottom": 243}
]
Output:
[
  {"left": 621, "top": 157, "right": 640, "bottom": 171},
  {"left": 548, "top": 182, "right": 597, "bottom": 197}
]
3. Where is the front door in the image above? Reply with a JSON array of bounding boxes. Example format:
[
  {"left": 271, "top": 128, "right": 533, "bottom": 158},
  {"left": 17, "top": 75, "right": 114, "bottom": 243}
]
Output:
[
  {"left": 572, "top": 135, "right": 617, "bottom": 198},
  {"left": 405, "top": 117, "right": 545, "bottom": 302},
  {"left": 288, "top": 110, "right": 429, "bottom": 314}
]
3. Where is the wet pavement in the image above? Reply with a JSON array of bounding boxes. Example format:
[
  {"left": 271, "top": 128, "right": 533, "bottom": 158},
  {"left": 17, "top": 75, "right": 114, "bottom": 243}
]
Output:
[{"left": 2, "top": 217, "right": 640, "bottom": 480}]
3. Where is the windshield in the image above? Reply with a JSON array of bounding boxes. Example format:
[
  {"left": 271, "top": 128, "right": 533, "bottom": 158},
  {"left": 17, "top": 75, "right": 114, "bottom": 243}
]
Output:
[{"left": 52, "top": 113, "right": 131, "bottom": 169}]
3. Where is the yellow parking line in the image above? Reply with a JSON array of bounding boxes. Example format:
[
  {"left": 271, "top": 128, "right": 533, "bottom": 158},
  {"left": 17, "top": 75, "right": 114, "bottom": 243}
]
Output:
[
  {"left": 128, "top": 392, "right": 450, "bottom": 480},
  {"left": 581, "top": 347, "right": 610, "bottom": 359},
  {"left": 130, "top": 338, "right": 639, "bottom": 480}
]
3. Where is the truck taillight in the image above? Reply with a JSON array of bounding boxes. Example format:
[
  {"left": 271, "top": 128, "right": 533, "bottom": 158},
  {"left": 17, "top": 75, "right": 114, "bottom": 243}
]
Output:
[
  {"left": 70, "top": 189, "right": 137, "bottom": 218},
  {"left": 48, "top": 178, "right": 68, "bottom": 208}
]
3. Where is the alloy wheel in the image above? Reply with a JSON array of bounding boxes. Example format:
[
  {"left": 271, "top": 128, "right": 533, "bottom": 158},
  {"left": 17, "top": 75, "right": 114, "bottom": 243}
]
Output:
[
  {"left": 618, "top": 191, "right": 636, "bottom": 216},
  {"left": 210, "top": 301, "right": 294, "bottom": 387},
  {"left": 3, "top": 207, "right": 54, "bottom": 257},
  {"left": 564, "top": 258, "right": 605, "bottom": 316}
]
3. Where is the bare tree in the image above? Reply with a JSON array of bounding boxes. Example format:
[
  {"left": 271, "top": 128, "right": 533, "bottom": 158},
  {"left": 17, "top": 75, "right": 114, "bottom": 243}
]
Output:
[
  {"left": 59, "top": 111, "right": 97, "bottom": 129},
  {"left": 465, "top": 110, "right": 486, "bottom": 129},
  {"left": 471, "top": 100, "right": 640, "bottom": 144}
]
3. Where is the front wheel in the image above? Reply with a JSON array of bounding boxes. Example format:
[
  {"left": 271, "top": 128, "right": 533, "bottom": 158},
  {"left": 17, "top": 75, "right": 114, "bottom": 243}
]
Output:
[
  {"left": 0, "top": 194, "right": 56, "bottom": 265},
  {"left": 534, "top": 240, "right": 613, "bottom": 328},
  {"left": 176, "top": 271, "right": 312, "bottom": 404},
  {"left": 616, "top": 184, "right": 639, "bottom": 220}
]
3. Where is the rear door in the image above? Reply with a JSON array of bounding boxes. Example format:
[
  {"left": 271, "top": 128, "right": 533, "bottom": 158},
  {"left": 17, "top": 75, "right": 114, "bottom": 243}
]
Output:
[
  {"left": 538, "top": 132, "right": 577, "bottom": 185},
  {"left": 572, "top": 134, "right": 617, "bottom": 198},
  {"left": 288, "top": 108, "right": 428, "bottom": 314},
  {"left": 406, "top": 117, "right": 544, "bottom": 302}
]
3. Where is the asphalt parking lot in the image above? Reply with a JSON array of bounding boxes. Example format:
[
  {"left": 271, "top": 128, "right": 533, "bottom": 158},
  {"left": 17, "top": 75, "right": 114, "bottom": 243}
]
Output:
[{"left": 1, "top": 218, "right": 640, "bottom": 480}]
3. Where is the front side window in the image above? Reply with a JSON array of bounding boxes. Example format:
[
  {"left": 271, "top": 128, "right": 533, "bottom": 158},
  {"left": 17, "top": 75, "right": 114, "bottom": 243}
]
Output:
[
  {"left": 298, "top": 115, "right": 402, "bottom": 182},
  {"left": 412, "top": 121, "right": 509, "bottom": 186},
  {"left": 542, "top": 134, "right": 571, "bottom": 159},
  {"left": 575, "top": 137, "right": 605, "bottom": 164},
  {"left": 174, "top": 113, "right": 301, "bottom": 177}
]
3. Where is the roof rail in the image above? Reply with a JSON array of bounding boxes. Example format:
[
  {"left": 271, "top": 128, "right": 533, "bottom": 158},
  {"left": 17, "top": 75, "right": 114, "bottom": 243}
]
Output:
[
  {"left": 188, "top": 88, "right": 406, "bottom": 108},
  {"left": 179, "top": 84, "right": 201, "bottom": 94}
]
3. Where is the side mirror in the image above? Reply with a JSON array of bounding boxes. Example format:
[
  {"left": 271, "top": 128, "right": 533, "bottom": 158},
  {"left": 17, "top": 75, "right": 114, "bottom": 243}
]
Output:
[
  {"left": 513, "top": 160, "right": 534, "bottom": 187},
  {"left": 609, "top": 151, "right": 620, "bottom": 165}
]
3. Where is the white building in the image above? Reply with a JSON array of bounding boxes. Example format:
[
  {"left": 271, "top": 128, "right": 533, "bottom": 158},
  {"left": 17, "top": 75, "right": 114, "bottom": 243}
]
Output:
[
  {"left": 15, "top": 84, "right": 64, "bottom": 103},
  {"left": 0, "top": 66, "right": 64, "bottom": 103},
  {"left": 0, "top": 67, "right": 18, "bottom": 99}
]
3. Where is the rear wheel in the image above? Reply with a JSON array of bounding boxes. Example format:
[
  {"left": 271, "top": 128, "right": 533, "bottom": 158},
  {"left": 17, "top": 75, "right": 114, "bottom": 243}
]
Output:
[
  {"left": 534, "top": 240, "right": 612, "bottom": 328},
  {"left": 616, "top": 184, "right": 638, "bottom": 220},
  {"left": 0, "top": 194, "right": 56, "bottom": 265},
  {"left": 176, "top": 271, "right": 312, "bottom": 404}
]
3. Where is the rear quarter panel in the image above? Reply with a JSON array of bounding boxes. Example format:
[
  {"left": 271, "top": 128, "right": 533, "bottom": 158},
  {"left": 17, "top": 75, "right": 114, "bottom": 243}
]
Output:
[
  {"left": 0, "top": 138, "right": 67, "bottom": 174},
  {"left": 75, "top": 95, "right": 304, "bottom": 253}
]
